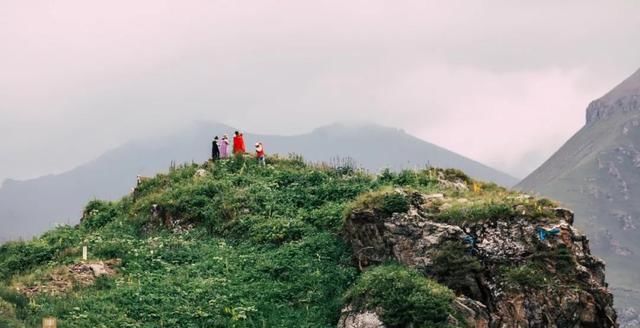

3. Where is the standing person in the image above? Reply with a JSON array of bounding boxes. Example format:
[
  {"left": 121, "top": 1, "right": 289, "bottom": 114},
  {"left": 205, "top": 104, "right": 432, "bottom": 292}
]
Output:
[
  {"left": 220, "top": 134, "right": 230, "bottom": 158},
  {"left": 233, "top": 131, "right": 243, "bottom": 155},
  {"left": 255, "top": 142, "right": 266, "bottom": 166},
  {"left": 211, "top": 136, "right": 220, "bottom": 161},
  {"left": 238, "top": 132, "right": 246, "bottom": 153}
]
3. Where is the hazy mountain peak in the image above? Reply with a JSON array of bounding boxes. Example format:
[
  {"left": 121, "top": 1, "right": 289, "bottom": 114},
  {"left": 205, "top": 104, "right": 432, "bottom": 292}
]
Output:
[
  {"left": 310, "top": 122, "right": 406, "bottom": 138},
  {"left": 586, "top": 68, "right": 640, "bottom": 125}
]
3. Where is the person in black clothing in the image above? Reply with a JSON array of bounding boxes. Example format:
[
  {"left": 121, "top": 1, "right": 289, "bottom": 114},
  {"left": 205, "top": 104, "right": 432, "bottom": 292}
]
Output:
[{"left": 212, "top": 136, "right": 220, "bottom": 161}]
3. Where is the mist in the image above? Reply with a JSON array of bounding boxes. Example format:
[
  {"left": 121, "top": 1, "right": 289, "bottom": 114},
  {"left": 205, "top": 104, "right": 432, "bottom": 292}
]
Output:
[{"left": 1, "top": 0, "right": 639, "bottom": 181}]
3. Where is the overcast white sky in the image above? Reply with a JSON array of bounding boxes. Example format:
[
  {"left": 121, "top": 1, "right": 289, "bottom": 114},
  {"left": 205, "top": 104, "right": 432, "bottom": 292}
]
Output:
[{"left": 1, "top": 0, "right": 639, "bottom": 181}]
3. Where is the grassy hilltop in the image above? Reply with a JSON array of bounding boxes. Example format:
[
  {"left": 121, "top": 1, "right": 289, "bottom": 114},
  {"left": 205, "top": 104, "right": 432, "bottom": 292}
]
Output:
[{"left": 0, "top": 155, "right": 566, "bottom": 327}]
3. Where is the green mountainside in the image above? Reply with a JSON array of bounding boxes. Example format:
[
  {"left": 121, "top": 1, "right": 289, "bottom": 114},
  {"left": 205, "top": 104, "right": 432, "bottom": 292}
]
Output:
[{"left": 0, "top": 155, "right": 616, "bottom": 327}]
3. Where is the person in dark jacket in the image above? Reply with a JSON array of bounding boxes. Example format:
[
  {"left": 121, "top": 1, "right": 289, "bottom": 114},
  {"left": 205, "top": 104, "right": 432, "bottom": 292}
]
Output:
[{"left": 212, "top": 136, "right": 220, "bottom": 161}]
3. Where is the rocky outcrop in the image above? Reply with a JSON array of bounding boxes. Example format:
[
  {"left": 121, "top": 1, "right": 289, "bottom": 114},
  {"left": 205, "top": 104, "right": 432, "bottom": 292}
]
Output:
[
  {"left": 586, "top": 69, "right": 640, "bottom": 125},
  {"left": 338, "top": 306, "right": 386, "bottom": 328},
  {"left": 586, "top": 95, "right": 640, "bottom": 125},
  {"left": 343, "top": 191, "right": 617, "bottom": 327}
]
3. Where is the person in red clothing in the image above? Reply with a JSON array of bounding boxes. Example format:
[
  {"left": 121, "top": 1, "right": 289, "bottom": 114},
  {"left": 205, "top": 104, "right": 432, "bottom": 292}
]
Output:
[
  {"left": 255, "top": 142, "right": 266, "bottom": 166},
  {"left": 239, "top": 133, "right": 246, "bottom": 153},
  {"left": 232, "top": 131, "right": 246, "bottom": 155}
]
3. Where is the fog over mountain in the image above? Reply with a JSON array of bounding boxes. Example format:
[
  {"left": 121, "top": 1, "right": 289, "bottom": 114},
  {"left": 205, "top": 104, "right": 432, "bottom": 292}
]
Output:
[
  {"left": 0, "top": 123, "right": 516, "bottom": 242},
  {"left": 519, "top": 68, "right": 640, "bottom": 324},
  {"left": 2, "top": 1, "right": 640, "bottom": 183}
]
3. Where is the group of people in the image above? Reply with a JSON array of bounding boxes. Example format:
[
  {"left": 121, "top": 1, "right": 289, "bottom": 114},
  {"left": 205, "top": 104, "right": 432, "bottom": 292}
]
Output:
[{"left": 211, "top": 131, "right": 266, "bottom": 165}]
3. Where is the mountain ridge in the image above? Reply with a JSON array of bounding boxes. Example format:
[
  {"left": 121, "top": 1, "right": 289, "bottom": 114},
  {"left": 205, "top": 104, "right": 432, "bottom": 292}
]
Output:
[
  {"left": 0, "top": 122, "right": 517, "bottom": 243},
  {"left": 518, "top": 67, "right": 640, "bottom": 326},
  {"left": 587, "top": 68, "right": 640, "bottom": 125}
]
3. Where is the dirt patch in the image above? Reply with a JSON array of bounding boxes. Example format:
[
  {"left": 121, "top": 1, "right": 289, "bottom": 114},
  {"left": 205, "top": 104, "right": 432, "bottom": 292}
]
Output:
[{"left": 16, "top": 259, "right": 120, "bottom": 297}]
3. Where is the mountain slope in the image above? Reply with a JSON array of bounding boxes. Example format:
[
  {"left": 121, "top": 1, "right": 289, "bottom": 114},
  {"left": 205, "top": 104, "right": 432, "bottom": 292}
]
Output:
[
  {"left": 0, "top": 123, "right": 517, "bottom": 242},
  {"left": 518, "top": 68, "right": 640, "bottom": 324},
  {"left": 0, "top": 156, "right": 616, "bottom": 327}
]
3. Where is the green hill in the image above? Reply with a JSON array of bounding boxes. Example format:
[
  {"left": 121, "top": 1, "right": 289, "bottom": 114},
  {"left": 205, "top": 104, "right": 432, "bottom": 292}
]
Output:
[
  {"left": 0, "top": 122, "right": 518, "bottom": 244},
  {"left": 0, "top": 155, "right": 616, "bottom": 327}
]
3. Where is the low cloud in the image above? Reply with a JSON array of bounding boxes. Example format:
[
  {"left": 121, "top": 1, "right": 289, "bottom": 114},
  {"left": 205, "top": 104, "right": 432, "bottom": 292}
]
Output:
[{"left": 0, "top": 0, "right": 638, "bottom": 181}]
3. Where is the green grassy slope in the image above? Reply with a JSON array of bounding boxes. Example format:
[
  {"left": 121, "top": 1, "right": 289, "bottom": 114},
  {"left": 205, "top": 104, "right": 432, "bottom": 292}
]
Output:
[{"left": 0, "top": 155, "right": 558, "bottom": 327}]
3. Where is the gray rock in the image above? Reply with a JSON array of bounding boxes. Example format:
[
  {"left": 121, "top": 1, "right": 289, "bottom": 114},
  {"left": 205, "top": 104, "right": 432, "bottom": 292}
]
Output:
[
  {"left": 338, "top": 306, "right": 385, "bottom": 328},
  {"left": 343, "top": 191, "right": 617, "bottom": 327}
]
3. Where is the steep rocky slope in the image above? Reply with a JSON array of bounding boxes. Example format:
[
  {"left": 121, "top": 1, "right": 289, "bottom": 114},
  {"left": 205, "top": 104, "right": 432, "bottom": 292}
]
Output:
[
  {"left": 342, "top": 190, "right": 616, "bottom": 327},
  {"left": 519, "top": 68, "right": 640, "bottom": 325},
  {"left": 0, "top": 156, "right": 614, "bottom": 327}
]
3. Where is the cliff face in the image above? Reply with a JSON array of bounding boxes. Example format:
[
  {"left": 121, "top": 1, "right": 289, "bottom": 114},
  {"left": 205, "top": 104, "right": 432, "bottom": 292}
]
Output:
[
  {"left": 587, "top": 69, "right": 640, "bottom": 125},
  {"left": 519, "top": 68, "right": 640, "bottom": 326},
  {"left": 342, "top": 190, "right": 617, "bottom": 328}
]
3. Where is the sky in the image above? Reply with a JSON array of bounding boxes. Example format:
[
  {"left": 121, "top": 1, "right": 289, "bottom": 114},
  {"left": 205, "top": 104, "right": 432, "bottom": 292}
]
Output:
[{"left": 1, "top": 0, "right": 639, "bottom": 181}]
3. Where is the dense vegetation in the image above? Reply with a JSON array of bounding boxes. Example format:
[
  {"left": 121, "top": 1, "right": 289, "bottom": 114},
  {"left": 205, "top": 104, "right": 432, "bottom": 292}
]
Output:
[
  {"left": 344, "top": 264, "right": 454, "bottom": 328},
  {"left": 0, "top": 155, "right": 561, "bottom": 327}
]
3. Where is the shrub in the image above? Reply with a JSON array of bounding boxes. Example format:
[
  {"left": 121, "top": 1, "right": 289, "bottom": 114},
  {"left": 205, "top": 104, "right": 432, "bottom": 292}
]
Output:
[
  {"left": 381, "top": 192, "right": 411, "bottom": 216},
  {"left": 0, "top": 240, "right": 54, "bottom": 281},
  {"left": 93, "top": 240, "right": 131, "bottom": 259},
  {"left": 503, "top": 264, "right": 548, "bottom": 290},
  {"left": 249, "top": 217, "right": 307, "bottom": 244},
  {"left": 328, "top": 156, "right": 358, "bottom": 176},
  {"left": 93, "top": 276, "right": 116, "bottom": 290},
  {"left": 0, "top": 317, "right": 23, "bottom": 328},
  {"left": 0, "top": 287, "right": 28, "bottom": 320},
  {"left": 344, "top": 264, "right": 454, "bottom": 328},
  {"left": 0, "top": 298, "right": 16, "bottom": 319},
  {"left": 302, "top": 202, "right": 346, "bottom": 232},
  {"left": 378, "top": 168, "right": 397, "bottom": 184},
  {"left": 441, "top": 168, "right": 472, "bottom": 185},
  {"left": 536, "top": 198, "right": 557, "bottom": 208},
  {"left": 228, "top": 154, "right": 248, "bottom": 173},
  {"left": 532, "top": 244, "right": 575, "bottom": 275},
  {"left": 395, "top": 170, "right": 418, "bottom": 186},
  {"left": 346, "top": 189, "right": 410, "bottom": 219},
  {"left": 81, "top": 200, "right": 119, "bottom": 231},
  {"left": 40, "top": 225, "right": 82, "bottom": 253},
  {"left": 430, "top": 241, "right": 483, "bottom": 298},
  {"left": 554, "top": 245, "right": 575, "bottom": 274}
]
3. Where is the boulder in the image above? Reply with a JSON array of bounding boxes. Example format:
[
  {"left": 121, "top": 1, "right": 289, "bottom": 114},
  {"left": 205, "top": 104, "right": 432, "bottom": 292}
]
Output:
[{"left": 338, "top": 306, "right": 385, "bottom": 328}]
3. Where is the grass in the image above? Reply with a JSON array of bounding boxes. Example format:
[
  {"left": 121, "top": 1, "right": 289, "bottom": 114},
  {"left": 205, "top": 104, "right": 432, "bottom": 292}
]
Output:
[
  {"left": 431, "top": 192, "right": 561, "bottom": 224},
  {"left": 0, "top": 155, "right": 571, "bottom": 327},
  {"left": 344, "top": 264, "right": 455, "bottom": 328},
  {"left": 344, "top": 187, "right": 411, "bottom": 220},
  {"left": 502, "top": 264, "right": 549, "bottom": 290}
]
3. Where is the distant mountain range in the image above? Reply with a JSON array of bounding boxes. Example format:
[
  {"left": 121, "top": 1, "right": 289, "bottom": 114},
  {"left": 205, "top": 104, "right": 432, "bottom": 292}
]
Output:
[
  {"left": 519, "top": 68, "right": 640, "bottom": 322},
  {"left": 0, "top": 123, "right": 517, "bottom": 242}
]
